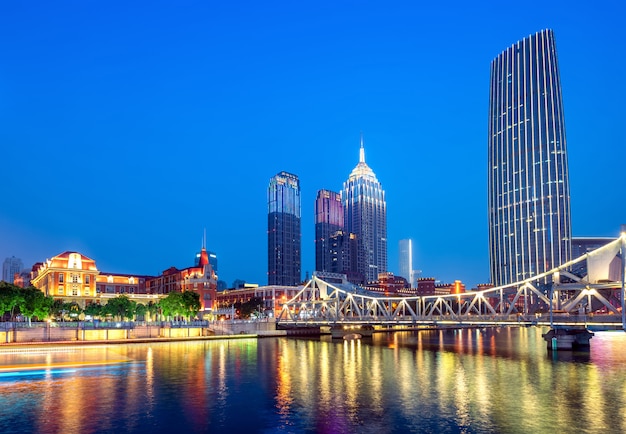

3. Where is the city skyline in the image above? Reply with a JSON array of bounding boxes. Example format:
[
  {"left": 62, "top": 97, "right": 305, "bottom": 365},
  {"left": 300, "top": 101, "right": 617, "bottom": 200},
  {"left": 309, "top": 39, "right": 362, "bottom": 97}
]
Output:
[{"left": 1, "top": 1, "right": 624, "bottom": 289}]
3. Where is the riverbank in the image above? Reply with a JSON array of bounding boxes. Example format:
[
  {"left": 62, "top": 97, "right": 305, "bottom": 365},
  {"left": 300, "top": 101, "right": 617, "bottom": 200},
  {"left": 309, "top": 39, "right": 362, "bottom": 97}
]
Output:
[{"left": 0, "top": 329, "right": 288, "bottom": 350}]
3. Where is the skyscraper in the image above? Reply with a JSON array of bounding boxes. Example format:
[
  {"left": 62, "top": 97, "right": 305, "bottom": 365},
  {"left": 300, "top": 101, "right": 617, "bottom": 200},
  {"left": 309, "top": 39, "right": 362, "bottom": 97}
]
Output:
[
  {"left": 268, "top": 171, "right": 301, "bottom": 286},
  {"left": 314, "top": 189, "right": 344, "bottom": 273},
  {"left": 488, "top": 29, "right": 572, "bottom": 286},
  {"left": 2, "top": 256, "right": 24, "bottom": 283},
  {"left": 343, "top": 138, "right": 387, "bottom": 283},
  {"left": 398, "top": 239, "right": 413, "bottom": 286}
]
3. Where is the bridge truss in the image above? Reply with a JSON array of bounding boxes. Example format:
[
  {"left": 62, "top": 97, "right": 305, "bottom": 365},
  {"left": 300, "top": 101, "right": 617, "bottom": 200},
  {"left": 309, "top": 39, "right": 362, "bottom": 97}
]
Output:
[{"left": 277, "top": 235, "right": 626, "bottom": 330}]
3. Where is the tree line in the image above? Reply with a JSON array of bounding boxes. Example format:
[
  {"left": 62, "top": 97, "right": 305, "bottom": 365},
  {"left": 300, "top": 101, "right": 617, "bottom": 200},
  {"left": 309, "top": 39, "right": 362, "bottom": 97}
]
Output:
[{"left": 0, "top": 281, "right": 201, "bottom": 322}]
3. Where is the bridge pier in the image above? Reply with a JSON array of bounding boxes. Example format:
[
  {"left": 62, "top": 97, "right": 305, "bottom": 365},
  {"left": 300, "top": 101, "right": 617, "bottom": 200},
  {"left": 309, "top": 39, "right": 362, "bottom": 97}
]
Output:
[
  {"left": 542, "top": 328, "right": 594, "bottom": 350},
  {"left": 328, "top": 325, "right": 374, "bottom": 339}
]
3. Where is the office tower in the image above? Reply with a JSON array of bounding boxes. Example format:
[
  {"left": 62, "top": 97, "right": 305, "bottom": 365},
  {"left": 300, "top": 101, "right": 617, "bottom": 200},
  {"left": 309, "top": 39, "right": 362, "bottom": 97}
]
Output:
[
  {"left": 2, "top": 256, "right": 23, "bottom": 283},
  {"left": 398, "top": 239, "right": 413, "bottom": 286},
  {"left": 342, "top": 138, "right": 387, "bottom": 283},
  {"left": 314, "top": 189, "right": 344, "bottom": 273},
  {"left": 268, "top": 171, "right": 301, "bottom": 286},
  {"left": 488, "top": 29, "right": 572, "bottom": 286}
]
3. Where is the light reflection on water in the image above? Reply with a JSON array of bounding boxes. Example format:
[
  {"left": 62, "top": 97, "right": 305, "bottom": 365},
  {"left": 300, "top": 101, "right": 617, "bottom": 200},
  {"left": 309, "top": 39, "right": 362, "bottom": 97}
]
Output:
[{"left": 0, "top": 329, "right": 626, "bottom": 433}]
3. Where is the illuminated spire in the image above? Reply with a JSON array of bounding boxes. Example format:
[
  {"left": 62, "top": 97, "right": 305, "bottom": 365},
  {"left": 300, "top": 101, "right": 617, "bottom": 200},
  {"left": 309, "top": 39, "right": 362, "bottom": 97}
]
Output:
[{"left": 359, "top": 132, "right": 365, "bottom": 163}]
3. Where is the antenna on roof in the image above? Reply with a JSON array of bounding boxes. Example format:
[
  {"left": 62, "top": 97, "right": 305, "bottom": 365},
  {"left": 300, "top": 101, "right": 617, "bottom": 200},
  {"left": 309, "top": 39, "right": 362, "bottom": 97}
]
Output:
[{"left": 359, "top": 131, "right": 365, "bottom": 163}]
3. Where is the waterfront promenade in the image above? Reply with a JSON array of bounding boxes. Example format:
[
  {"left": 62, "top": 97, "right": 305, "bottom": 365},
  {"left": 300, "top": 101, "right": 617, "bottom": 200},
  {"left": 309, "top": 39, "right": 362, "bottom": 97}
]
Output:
[{"left": 0, "top": 319, "right": 286, "bottom": 347}]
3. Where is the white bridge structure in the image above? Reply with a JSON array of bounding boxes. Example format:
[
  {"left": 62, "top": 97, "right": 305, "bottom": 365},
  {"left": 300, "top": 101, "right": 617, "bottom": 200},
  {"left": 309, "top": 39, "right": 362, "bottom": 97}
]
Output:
[{"left": 277, "top": 235, "right": 626, "bottom": 337}]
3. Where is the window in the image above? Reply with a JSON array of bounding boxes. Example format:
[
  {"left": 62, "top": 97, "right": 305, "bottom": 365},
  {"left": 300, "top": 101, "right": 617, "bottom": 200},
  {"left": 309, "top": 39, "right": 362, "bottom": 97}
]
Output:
[
  {"left": 58, "top": 286, "right": 64, "bottom": 294},
  {"left": 85, "top": 275, "right": 90, "bottom": 284},
  {"left": 59, "top": 274, "right": 64, "bottom": 283}
]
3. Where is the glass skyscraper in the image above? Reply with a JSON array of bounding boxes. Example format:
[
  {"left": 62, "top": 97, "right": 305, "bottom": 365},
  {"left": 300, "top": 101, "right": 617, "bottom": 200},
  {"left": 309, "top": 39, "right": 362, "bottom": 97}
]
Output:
[
  {"left": 314, "top": 189, "right": 344, "bottom": 273},
  {"left": 488, "top": 29, "right": 572, "bottom": 286},
  {"left": 398, "top": 239, "right": 413, "bottom": 286},
  {"left": 268, "top": 171, "right": 301, "bottom": 286},
  {"left": 343, "top": 140, "right": 387, "bottom": 283}
]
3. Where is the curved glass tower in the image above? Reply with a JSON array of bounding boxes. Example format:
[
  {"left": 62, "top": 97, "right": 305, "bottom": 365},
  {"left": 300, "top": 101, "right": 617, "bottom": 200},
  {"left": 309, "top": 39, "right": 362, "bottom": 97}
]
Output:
[
  {"left": 342, "top": 139, "right": 387, "bottom": 283},
  {"left": 268, "top": 171, "right": 301, "bottom": 286},
  {"left": 488, "top": 29, "right": 572, "bottom": 286}
]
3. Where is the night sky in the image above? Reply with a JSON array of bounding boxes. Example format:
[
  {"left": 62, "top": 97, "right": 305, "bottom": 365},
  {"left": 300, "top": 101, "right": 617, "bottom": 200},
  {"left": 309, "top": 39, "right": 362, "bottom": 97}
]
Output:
[{"left": 1, "top": 1, "right": 624, "bottom": 289}]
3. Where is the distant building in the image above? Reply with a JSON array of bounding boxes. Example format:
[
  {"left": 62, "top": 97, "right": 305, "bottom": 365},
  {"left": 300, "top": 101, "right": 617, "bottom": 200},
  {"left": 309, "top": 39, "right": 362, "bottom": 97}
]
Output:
[
  {"left": 216, "top": 285, "right": 302, "bottom": 318},
  {"left": 145, "top": 246, "right": 217, "bottom": 314},
  {"left": 2, "top": 256, "right": 23, "bottom": 283},
  {"left": 435, "top": 280, "right": 465, "bottom": 296},
  {"left": 416, "top": 278, "right": 436, "bottom": 296},
  {"left": 363, "top": 272, "right": 409, "bottom": 295},
  {"left": 268, "top": 171, "right": 301, "bottom": 286},
  {"left": 329, "top": 230, "right": 363, "bottom": 284},
  {"left": 571, "top": 236, "right": 616, "bottom": 278},
  {"left": 488, "top": 29, "right": 572, "bottom": 286},
  {"left": 13, "top": 270, "right": 32, "bottom": 288},
  {"left": 343, "top": 138, "right": 387, "bottom": 282},
  {"left": 314, "top": 189, "right": 344, "bottom": 273},
  {"left": 398, "top": 239, "right": 414, "bottom": 286},
  {"left": 30, "top": 247, "right": 218, "bottom": 315}
]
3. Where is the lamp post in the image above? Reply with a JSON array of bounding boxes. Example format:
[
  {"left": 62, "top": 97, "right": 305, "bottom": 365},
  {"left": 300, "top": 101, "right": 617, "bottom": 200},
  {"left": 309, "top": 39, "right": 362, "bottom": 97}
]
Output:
[{"left": 620, "top": 225, "right": 626, "bottom": 331}]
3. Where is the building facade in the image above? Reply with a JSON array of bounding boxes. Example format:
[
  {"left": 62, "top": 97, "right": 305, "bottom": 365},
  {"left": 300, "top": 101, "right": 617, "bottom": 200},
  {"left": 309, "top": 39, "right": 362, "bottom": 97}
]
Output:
[
  {"left": 488, "top": 29, "right": 572, "bottom": 286},
  {"left": 398, "top": 239, "right": 413, "bottom": 287},
  {"left": 314, "top": 189, "right": 344, "bottom": 273},
  {"left": 30, "top": 249, "right": 217, "bottom": 315},
  {"left": 342, "top": 140, "right": 387, "bottom": 283},
  {"left": 268, "top": 171, "right": 302, "bottom": 286},
  {"left": 2, "top": 256, "right": 24, "bottom": 283}
]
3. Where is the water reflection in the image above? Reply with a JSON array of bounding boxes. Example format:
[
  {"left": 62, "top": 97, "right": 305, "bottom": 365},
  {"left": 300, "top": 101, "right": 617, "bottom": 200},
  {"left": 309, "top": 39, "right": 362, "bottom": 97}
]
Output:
[{"left": 1, "top": 329, "right": 626, "bottom": 433}]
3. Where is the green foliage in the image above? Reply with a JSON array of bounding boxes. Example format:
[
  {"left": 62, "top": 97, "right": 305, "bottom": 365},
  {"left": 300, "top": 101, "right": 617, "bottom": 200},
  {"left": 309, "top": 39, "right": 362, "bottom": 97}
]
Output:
[
  {"left": 84, "top": 303, "right": 103, "bottom": 318},
  {"left": 103, "top": 295, "right": 136, "bottom": 321},
  {"left": 158, "top": 292, "right": 184, "bottom": 319},
  {"left": 182, "top": 291, "right": 201, "bottom": 318},
  {"left": 18, "top": 286, "right": 53, "bottom": 322},
  {"left": 159, "top": 291, "right": 201, "bottom": 320},
  {"left": 235, "top": 296, "right": 264, "bottom": 319},
  {"left": 135, "top": 303, "right": 147, "bottom": 319},
  {"left": 50, "top": 299, "right": 82, "bottom": 321},
  {"left": 0, "top": 282, "right": 23, "bottom": 320}
]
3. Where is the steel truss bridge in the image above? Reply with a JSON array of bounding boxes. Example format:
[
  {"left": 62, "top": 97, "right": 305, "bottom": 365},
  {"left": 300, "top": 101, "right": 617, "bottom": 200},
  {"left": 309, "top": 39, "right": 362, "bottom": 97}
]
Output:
[{"left": 277, "top": 235, "right": 626, "bottom": 332}]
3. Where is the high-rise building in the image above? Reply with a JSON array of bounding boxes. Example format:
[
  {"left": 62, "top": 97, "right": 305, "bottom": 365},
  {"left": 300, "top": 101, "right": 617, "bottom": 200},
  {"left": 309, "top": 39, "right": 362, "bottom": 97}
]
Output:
[
  {"left": 488, "top": 29, "right": 572, "bottom": 286},
  {"left": 2, "top": 256, "right": 23, "bottom": 283},
  {"left": 268, "top": 171, "right": 301, "bottom": 286},
  {"left": 398, "top": 239, "right": 413, "bottom": 287},
  {"left": 342, "top": 138, "right": 387, "bottom": 283},
  {"left": 314, "top": 189, "right": 344, "bottom": 273}
]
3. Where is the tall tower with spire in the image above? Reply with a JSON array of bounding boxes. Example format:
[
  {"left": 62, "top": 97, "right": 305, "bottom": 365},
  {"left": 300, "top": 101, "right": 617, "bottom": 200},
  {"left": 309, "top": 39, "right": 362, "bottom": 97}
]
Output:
[{"left": 342, "top": 136, "right": 387, "bottom": 283}]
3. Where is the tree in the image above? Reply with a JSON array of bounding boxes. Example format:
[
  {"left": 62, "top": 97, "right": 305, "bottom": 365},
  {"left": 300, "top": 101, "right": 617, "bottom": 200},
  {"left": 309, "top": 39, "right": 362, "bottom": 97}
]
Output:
[
  {"left": 84, "top": 303, "right": 103, "bottom": 319},
  {"left": 145, "top": 301, "right": 159, "bottom": 322},
  {"left": 18, "top": 287, "right": 53, "bottom": 325},
  {"left": 236, "top": 297, "right": 263, "bottom": 319},
  {"left": 182, "top": 291, "right": 201, "bottom": 320},
  {"left": 0, "top": 282, "right": 23, "bottom": 321},
  {"left": 103, "top": 295, "right": 136, "bottom": 321},
  {"left": 135, "top": 303, "right": 147, "bottom": 321},
  {"left": 159, "top": 292, "right": 185, "bottom": 320}
]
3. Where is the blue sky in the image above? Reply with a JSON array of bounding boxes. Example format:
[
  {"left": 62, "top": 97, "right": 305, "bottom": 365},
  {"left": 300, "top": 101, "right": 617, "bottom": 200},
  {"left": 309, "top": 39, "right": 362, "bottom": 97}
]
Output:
[{"left": 1, "top": 1, "right": 624, "bottom": 289}]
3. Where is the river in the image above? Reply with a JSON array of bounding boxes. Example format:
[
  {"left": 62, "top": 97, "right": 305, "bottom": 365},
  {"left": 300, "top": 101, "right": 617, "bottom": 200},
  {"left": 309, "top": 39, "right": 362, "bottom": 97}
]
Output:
[{"left": 1, "top": 327, "right": 625, "bottom": 433}]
